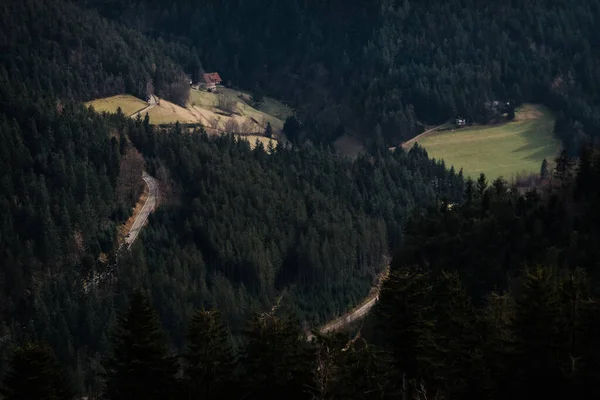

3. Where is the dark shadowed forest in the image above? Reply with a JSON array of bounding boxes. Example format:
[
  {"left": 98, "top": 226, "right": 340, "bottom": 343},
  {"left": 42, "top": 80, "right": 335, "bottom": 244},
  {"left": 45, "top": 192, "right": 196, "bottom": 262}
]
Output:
[{"left": 2, "top": 0, "right": 600, "bottom": 398}]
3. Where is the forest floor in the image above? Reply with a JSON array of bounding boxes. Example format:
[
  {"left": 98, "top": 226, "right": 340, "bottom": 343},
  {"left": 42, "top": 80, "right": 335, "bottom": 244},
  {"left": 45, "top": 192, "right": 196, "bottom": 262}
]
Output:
[{"left": 406, "top": 104, "right": 559, "bottom": 180}]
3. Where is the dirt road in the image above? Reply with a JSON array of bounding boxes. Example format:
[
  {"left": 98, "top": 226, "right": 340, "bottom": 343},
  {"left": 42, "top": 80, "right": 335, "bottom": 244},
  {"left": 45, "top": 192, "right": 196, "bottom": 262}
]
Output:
[
  {"left": 307, "top": 264, "right": 390, "bottom": 340},
  {"left": 130, "top": 94, "right": 158, "bottom": 119},
  {"left": 126, "top": 172, "right": 159, "bottom": 248},
  {"left": 319, "top": 295, "right": 380, "bottom": 334},
  {"left": 400, "top": 123, "right": 449, "bottom": 150}
]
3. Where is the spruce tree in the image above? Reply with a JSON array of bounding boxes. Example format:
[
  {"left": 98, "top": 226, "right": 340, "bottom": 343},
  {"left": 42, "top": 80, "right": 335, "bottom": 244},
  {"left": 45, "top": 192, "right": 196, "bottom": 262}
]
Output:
[
  {"left": 427, "top": 271, "right": 485, "bottom": 399},
  {"left": 337, "top": 338, "right": 399, "bottom": 399},
  {"left": 464, "top": 177, "right": 475, "bottom": 204},
  {"left": 241, "top": 311, "right": 314, "bottom": 400},
  {"left": 1, "top": 341, "right": 75, "bottom": 400},
  {"left": 182, "top": 309, "right": 237, "bottom": 400},
  {"left": 577, "top": 296, "right": 600, "bottom": 397},
  {"left": 374, "top": 268, "right": 433, "bottom": 397},
  {"left": 103, "top": 291, "right": 179, "bottom": 400},
  {"left": 480, "top": 292, "right": 516, "bottom": 400},
  {"left": 540, "top": 158, "right": 549, "bottom": 180},
  {"left": 476, "top": 173, "right": 488, "bottom": 197},
  {"left": 511, "top": 267, "right": 568, "bottom": 398},
  {"left": 264, "top": 122, "right": 273, "bottom": 138}
]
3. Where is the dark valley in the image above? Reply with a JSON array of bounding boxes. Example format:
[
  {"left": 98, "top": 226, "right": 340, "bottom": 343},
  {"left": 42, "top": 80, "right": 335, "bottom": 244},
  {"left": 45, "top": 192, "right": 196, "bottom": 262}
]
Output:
[{"left": 1, "top": 0, "right": 600, "bottom": 399}]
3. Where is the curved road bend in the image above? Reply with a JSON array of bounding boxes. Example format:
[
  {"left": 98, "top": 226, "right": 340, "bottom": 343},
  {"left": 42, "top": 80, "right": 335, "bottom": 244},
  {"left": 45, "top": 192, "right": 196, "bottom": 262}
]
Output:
[
  {"left": 130, "top": 94, "right": 158, "bottom": 119},
  {"left": 307, "top": 265, "right": 390, "bottom": 341},
  {"left": 126, "top": 172, "right": 159, "bottom": 249}
]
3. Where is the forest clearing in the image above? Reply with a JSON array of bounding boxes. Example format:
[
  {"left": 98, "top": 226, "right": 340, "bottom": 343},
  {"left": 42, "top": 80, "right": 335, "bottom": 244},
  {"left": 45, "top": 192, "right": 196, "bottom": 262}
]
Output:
[
  {"left": 86, "top": 87, "right": 292, "bottom": 137},
  {"left": 410, "top": 104, "right": 559, "bottom": 179},
  {"left": 85, "top": 94, "right": 148, "bottom": 116}
]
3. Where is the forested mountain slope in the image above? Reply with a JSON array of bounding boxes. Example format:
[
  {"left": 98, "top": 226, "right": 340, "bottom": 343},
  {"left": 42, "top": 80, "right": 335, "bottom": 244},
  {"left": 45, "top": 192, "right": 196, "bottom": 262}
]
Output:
[
  {"left": 83, "top": 0, "right": 600, "bottom": 152},
  {"left": 0, "top": 0, "right": 465, "bottom": 393},
  {"left": 4, "top": 153, "right": 600, "bottom": 399},
  {"left": 119, "top": 127, "right": 463, "bottom": 346},
  {"left": 0, "top": 0, "right": 197, "bottom": 106},
  {"left": 367, "top": 147, "right": 600, "bottom": 399}
]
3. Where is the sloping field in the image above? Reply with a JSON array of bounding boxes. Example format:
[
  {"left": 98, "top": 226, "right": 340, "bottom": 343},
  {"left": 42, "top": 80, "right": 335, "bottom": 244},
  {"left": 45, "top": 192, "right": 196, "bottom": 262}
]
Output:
[
  {"left": 413, "top": 104, "right": 560, "bottom": 179},
  {"left": 190, "top": 88, "right": 291, "bottom": 131},
  {"left": 144, "top": 99, "right": 199, "bottom": 124},
  {"left": 85, "top": 95, "right": 148, "bottom": 116},
  {"left": 86, "top": 88, "right": 293, "bottom": 137}
]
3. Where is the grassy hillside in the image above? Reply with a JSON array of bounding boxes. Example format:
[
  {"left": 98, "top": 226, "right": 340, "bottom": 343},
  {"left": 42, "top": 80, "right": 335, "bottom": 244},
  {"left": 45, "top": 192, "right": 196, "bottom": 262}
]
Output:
[
  {"left": 409, "top": 104, "right": 559, "bottom": 180},
  {"left": 85, "top": 95, "right": 148, "bottom": 116},
  {"left": 189, "top": 88, "right": 292, "bottom": 131},
  {"left": 87, "top": 87, "right": 293, "bottom": 136}
]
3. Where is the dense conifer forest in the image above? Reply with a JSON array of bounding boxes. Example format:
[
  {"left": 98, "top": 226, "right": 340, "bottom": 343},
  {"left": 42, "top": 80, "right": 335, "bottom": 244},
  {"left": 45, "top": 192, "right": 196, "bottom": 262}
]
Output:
[
  {"left": 123, "top": 125, "right": 462, "bottom": 345},
  {"left": 0, "top": 0, "right": 463, "bottom": 392},
  {"left": 2, "top": 0, "right": 600, "bottom": 398},
  {"left": 83, "top": 0, "right": 600, "bottom": 151}
]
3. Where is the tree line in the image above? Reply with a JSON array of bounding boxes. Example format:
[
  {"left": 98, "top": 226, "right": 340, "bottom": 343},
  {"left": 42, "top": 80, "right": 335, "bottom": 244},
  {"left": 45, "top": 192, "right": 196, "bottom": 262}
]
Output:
[
  {"left": 5, "top": 243, "right": 600, "bottom": 399},
  {"left": 1, "top": 291, "right": 399, "bottom": 400}
]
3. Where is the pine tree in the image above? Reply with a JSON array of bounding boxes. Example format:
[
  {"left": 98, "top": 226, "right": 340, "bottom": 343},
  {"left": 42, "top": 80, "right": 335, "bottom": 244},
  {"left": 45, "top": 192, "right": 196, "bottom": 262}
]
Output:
[
  {"left": 374, "top": 268, "right": 433, "bottom": 397},
  {"left": 1, "top": 341, "right": 75, "bottom": 400},
  {"left": 476, "top": 173, "right": 488, "bottom": 197},
  {"left": 554, "top": 150, "right": 574, "bottom": 182},
  {"left": 241, "top": 311, "right": 314, "bottom": 400},
  {"left": 264, "top": 122, "right": 273, "bottom": 138},
  {"left": 427, "top": 271, "right": 485, "bottom": 399},
  {"left": 464, "top": 177, "right": 475, "bottom": 204},
  {"left": 337, "top": 338, "right": 399, "bottom": 399},
  {"left": 103, "top": 291, "right": 179, "bottom": 400},
  {"left": 540, "top": 158, "right": 549, "bottom": 180},
  {"left": 283, "top": 116, "right": 301, "bottom": 143},
  {"left": 182, "top": 309, "right": 237, "bottom": 400},
  {"left": 511, "top": 267, "right": 568, "bottom": 398},
  {"left": 577, "top": 295, "right": 600, "bottom": 396},
  {"left": 480, "top": 292, "right": 516, "bottom": 400}
]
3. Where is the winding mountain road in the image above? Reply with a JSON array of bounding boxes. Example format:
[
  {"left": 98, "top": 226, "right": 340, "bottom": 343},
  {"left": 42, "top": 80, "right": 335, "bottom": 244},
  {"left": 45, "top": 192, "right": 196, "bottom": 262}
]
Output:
[
  {"left": 130, "top": 94, "right": 158, "bottom": 119},
  {"left": 307, "top": 264, "right": 390, "bottom": 340},
  {"left": 125, "top": 172, "right": 159, "bottom": 249},
  {"left": 319, "top": 296, "right": 380, "bottom": 334},
  {"left": 399, "top": 123, "right": 450, "bottom": 150}
]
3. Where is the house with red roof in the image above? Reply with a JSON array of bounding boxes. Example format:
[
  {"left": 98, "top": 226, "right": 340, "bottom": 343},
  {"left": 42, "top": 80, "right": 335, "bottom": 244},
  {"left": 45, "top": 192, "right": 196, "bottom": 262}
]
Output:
[{"left": 201, "top": 72, "right": 222, "bottom": 91}]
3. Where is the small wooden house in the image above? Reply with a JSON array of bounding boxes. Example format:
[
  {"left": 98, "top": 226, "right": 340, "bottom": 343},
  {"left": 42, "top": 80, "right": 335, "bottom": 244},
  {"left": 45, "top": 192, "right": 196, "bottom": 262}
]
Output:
[{"left": 201, "top": 72, "right": 222, "bottom": 91}]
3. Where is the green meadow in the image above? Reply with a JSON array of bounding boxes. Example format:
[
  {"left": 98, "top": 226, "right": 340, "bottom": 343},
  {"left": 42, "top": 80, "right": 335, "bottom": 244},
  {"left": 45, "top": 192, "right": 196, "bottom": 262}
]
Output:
[{"left": 413, "top": 104, "right": 560, "bottom": 180}]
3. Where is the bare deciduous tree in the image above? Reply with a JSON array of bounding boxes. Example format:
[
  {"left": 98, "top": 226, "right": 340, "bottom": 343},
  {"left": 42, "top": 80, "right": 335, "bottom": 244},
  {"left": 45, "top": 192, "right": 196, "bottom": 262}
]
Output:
[
  {"left": 210, "top": 117, "right": 220, "bottom": 129},
  {"left": 240, "top": 119, "right": 254, "bottom": 135},
  {"left": 312, "top": 338, "right": 340, "bottom": 400},
  {"left": 216, "top": 94, "right": 236, "bottom": 114},
  {"left": 155, "top": 162, "right": 176, "bottom": 206},
  {"left": 115, "top": 146, "right": 145, "bottom": 207},
  {"left": 224, "top": 119, "right": 239, "bottom": 133}
]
